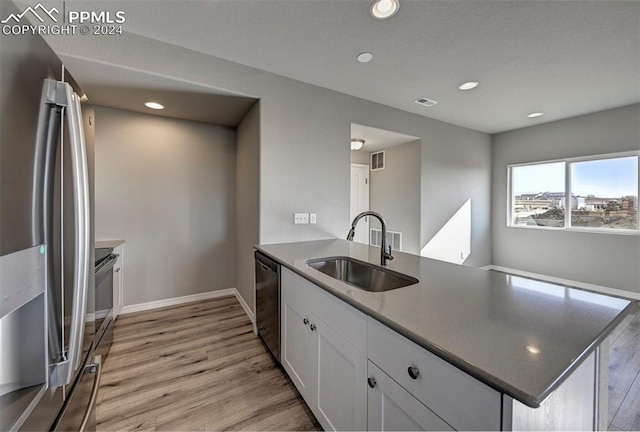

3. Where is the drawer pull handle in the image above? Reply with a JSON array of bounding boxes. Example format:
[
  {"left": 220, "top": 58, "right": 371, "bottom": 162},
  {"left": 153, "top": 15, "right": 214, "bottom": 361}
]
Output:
[
  {"left": 303, "top": 317, "right": 309, "bottom": 325},
  {"left": 408, "top": 366, "right": 420, "bottom": 379},
  {"left": 310, "top": 323, "right": 316, "bottom": 331},
  {"left": 367, "top": 377, "right": 377, "bottom": 388}
]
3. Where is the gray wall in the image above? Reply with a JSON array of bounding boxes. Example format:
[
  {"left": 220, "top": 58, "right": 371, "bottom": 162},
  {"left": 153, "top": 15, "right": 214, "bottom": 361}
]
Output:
[
  {"left": 94, "top": 107, "right": 237, "bottom": 306},
  {"left": 52, "top": 33, "right": 493, "bottom": 310},
  {"left": 492, "top": 104, "right": 640, "bottom": 293},
  {"left": 236, "top": 102, "right": 261, "bottom": 315},
  {"left": 421, "top": 124, "right": 492, "bottom": 268},
  {"left": 351, "top": 150, "right": 371, "bottom": 165},
  {"left": 370, "top": 141, "right": 421, "bottom": 255}
]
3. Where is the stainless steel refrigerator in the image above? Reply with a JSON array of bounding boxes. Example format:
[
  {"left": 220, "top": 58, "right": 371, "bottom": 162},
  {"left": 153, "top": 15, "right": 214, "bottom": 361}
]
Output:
[{"left": 0, "top": 1, "right": 99, "bottom": 430}]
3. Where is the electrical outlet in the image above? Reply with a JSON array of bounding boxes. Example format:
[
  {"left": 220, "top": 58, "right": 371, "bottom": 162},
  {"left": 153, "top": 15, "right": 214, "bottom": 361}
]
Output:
[
  {"left": 309, "top": 213, "right": 317, "bottom": 224},
  {"left": 294, "top": 213, "right": 309, "bottom": 224}
]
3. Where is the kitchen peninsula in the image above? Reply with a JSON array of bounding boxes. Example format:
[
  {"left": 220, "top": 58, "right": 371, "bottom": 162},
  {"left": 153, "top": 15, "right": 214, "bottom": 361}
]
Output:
[{"left": 256, "top": 239, "right": 635, "bottom": 431}]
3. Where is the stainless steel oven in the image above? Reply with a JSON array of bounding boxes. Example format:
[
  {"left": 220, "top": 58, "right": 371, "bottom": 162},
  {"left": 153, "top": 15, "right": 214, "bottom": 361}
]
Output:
[{"left": 94, "top": 248, "right": 118, "bottom": 358}]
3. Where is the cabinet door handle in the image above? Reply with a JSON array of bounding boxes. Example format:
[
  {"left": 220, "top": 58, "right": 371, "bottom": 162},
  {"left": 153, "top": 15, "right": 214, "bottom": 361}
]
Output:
[
  {"left": 367, "top": 377, "right": 377, "bottom": 388},
  {"left": 408, "top": 366, "right": 420, "bottom": 379},
  {"left": 309, "top": 323, "right": 316, "bottom": 331},
  {"left": 303, "top": 317, "right": 309, "bottom": 325}
]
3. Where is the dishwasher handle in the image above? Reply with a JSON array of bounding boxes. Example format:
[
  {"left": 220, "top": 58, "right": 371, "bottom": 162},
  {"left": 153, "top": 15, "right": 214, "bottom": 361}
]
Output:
[{"left": 254, "top": 251, "right": 279, "bottom": 274}]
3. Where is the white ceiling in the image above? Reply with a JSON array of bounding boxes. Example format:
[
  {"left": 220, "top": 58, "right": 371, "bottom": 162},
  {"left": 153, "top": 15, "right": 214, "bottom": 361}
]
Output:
[
  {"left": 45, "top": 0, "right": 640, "bottom": 134},
  {"left": 351, "top": 123, "right": 418, "bottom": 153},
  {"left": 61, "top": 60, "right": 257, "bottom": 126}
]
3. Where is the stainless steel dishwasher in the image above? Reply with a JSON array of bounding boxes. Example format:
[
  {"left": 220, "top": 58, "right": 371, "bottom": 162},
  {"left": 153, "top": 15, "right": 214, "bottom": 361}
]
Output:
[{"left": 255, "top": 251, "right": 280, "bottom": 362}]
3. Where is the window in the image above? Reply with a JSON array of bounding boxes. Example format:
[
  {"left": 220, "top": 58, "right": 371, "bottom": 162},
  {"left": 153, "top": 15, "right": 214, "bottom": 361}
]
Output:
[{"left": 509, "top": 153, "right": 639, "bottom": 232}]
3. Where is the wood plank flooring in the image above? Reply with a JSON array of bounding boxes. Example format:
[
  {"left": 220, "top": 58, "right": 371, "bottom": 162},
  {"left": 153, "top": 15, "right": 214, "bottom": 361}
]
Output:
[
  {"left": 96, "top": 296, "right": 320, "bottom": 431},
  {"left": 99, "top": 295, "right": 640, "bottom": 431},
  {"left": 609, "top": 306, "right": 640, "bottom": 431}
]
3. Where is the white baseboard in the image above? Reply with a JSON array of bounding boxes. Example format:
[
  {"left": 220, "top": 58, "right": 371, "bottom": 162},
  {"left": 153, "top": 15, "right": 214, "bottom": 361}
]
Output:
[
  {"left": 480, "top": 265, "right": 640, "bottom": 301},
  {"left": 118, "top": 288, "right": 257, "bottom": 328},
  {"left": 233, "top": 289, "right": 257, "bottom": 332},
  {"left": 120, "top": 288, "right": 236, "bottom": 314}
]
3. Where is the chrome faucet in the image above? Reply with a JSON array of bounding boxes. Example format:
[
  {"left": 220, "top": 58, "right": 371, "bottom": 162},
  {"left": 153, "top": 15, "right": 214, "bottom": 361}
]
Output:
[{"left": 347, "top": 211, "right": 394, "bottom": 266}]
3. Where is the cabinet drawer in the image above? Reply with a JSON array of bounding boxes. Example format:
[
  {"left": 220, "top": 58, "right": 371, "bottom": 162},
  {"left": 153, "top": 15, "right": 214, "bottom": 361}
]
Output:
[
  {"left": 282, "top": 267, "right": 367, "bottom": 353},
  {"left": 367, "top": 318, "right": 501, "bottom": 431}
]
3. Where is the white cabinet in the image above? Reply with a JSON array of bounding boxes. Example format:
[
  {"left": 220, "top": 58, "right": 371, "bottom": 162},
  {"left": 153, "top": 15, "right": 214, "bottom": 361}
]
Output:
[
  {"left": 281, "top": 268, "right": 367, "bottom": 431},
  {"left": 312, "top": 315, "right": 367, "bottom": 431},
  {"left": 367, "top": 362, "right": 453, "bottom": 431},
  {"left": 281, "top": 293, "right": 312, "bottom": 399},
  {"left": 368, "top": 318, "right": 501, "bottom": 431}
]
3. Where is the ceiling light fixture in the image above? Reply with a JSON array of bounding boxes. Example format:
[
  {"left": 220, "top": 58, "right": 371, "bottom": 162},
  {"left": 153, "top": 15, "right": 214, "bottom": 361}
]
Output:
[
  {"left": 370, "top": 0, "right": 399, "bottom": 19},
  {"left": 526, "top": 345, "right": 541, "bottom": 355},
  {"left": 458, "top": 81, "right": 479, "bottom": 91},
  {"left": 357, "top": 52, "right": 373, "bottom": 63},
  {"left": 527, "top": 112, "right": 544, "bottom": 118},
  {"left": 351, "top": 138, "right": 365, "bottom": 151},
  {"left": 144, "top": 102, "right": 164, "bottom": 110}
]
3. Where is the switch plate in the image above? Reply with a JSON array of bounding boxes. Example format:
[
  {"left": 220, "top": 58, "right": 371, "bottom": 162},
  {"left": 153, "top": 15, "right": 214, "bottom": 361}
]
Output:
[
  {"left": 309, "top": 213, "right": 317, "bottom": 224},
  {"left": 294, "top": 213, "right": 309, "bottom": 224}
]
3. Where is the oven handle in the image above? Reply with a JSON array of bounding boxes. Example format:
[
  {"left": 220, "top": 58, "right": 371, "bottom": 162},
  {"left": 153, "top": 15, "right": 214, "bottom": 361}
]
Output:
[{"left": 95, "top": 254, "right": 119, "bottom": 276}]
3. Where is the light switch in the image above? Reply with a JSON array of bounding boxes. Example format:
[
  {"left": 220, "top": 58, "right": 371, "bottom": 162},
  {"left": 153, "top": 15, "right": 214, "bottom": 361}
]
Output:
[
  {"left": 294, "top": 213, "right": 309, "bottom": 224},
  {"left": 310, "top": 213, "right": 317, "bottom": 224}
]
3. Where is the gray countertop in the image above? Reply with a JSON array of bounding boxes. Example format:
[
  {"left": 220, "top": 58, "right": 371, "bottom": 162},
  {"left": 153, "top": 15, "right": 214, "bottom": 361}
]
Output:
[
  {"left": 95, "top": 239, "right": 125, "bottom": 249},
  {"left": 256, "top": 239, "right": 636, "bottom": 408}
]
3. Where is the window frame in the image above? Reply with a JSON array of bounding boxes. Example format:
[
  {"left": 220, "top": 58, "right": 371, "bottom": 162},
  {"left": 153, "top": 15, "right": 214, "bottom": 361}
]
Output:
[{"left": 507, "top": 151, "right": 640, "bottom": 235}]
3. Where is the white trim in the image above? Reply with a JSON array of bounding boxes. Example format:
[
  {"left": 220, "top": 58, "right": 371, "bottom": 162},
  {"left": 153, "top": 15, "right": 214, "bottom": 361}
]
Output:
[
  {"left": 508, "top": 150, "right": 640, "bottom": 168},
  {"left": 480, "top": 265, "right": 640, "bottom": 301},
  {"left": 118, "top": 288, "right": 257, "bottom": 329},
  {"left": 120, "top": 288, "right": 236, "bottom": 314},
  {"left": 507, "top": 224, "right": 640, "bottom": 236},
  {"left": 234, "top": 289, "right": 257, "bottom": 333}
]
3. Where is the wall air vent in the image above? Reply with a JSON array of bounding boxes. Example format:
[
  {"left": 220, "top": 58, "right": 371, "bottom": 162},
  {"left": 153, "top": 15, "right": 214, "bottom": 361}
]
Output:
[
  {"left": 371, "top": 151, "right": 385, "bottom": 171},
  {"left": 414, "top": 97, "right": 438, "bottom": 107},
  {"left": 370, "top": 228, "right": 402, "bottom": 252}
]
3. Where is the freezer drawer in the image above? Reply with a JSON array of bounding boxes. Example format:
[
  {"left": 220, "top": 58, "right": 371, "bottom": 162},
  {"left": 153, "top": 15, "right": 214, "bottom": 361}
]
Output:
[{"left": 52, "top": 355, "right": 101, "bottom": 432}]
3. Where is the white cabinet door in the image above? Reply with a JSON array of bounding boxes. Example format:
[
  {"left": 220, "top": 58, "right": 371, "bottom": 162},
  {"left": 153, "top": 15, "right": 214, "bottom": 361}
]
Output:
[
  {"left": 367, "top": 362, "right": 453, "bottom": 432},
  {"left": 310, "top": 315, "right": 367, "bottom": 431},
  {"left": 281, "top": 293, "right": 312, "bottom": 400}
]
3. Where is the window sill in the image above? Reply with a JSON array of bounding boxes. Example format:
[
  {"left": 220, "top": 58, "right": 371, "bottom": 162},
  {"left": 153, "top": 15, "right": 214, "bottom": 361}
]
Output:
[{"left": 506, "top": 224, "right": 640, "bottom": 236}]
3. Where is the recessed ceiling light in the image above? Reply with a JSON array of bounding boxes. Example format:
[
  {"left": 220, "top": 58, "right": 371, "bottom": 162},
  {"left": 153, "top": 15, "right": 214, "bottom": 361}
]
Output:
[
  {"left": 458, "top": 81, "right": 479, "bottom": 91},
  {"left": 527, "top": 112, "right": 544, "bottom": 118},
  {"left": 357, "top": 52, "right": 373, "bottom": 63},
  {"left": 144, "top": 102, "right": 164, "bottom": 110},
  {"left": 351, "top": 138, "right": 365, "bottom": 151},
  {"left": 370, "top": 0, "right": 399, "bottom": 19}
]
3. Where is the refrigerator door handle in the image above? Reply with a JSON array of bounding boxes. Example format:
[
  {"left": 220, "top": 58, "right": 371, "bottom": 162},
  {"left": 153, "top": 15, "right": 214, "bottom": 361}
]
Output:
[
  {"left": 64, "top": 83, "right": 91, "bottom": 381},
  {"left": 78, "top": 355, "right": 102, "bottom": 432}
]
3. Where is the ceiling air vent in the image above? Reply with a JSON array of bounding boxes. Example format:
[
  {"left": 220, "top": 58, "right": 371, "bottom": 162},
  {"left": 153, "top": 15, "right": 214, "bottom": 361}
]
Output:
[{"left": 414, "top": 97, "right": 438, "bottom": 107}]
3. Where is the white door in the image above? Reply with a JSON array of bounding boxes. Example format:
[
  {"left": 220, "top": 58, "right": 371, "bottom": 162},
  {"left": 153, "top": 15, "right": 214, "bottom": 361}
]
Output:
[
  {"left": 367, "top": 362, "right": 453, "bottom": 432},
  {"left": 310, "top": 315, "right": 367, "bottom": 431},
  {"left": 350, "top": 163, "right": 370, "bottom": 244},
  {"left": 281, "top": 293, "right": 312, "bottom": 400}
]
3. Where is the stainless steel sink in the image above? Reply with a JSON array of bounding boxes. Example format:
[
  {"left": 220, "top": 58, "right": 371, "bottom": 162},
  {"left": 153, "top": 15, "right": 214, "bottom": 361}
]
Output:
[{"left": 306, "top": 257, "right": 418, "bottom": 292}]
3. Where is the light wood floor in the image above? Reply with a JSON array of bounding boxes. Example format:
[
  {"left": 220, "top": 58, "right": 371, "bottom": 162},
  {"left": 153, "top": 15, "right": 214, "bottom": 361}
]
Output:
[
  {"left": 96, "top": 296, "right": 320, "bottom": 431},
  {"left": 608, "top": 306, "right": 640, "bottom": 431},
  {"left": 98, "top": 295, "right": 640, "bottom": 431}
]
